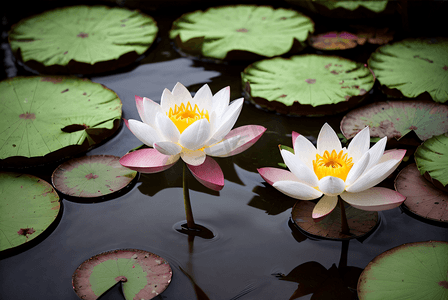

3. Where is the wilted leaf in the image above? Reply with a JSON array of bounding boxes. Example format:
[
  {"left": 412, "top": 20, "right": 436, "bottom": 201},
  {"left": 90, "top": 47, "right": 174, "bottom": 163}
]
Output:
[
  {"left": 242, "top": 54, "right": 374, "bottom": 116},
  {"left": 414, "top": 133, "right": 448, "bottom": 187},
  {"left": 0, "top": 172, "right": 60, "bottom": 251}
]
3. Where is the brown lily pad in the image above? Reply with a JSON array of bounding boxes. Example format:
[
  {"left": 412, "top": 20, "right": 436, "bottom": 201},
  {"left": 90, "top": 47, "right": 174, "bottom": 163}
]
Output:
[
  {"left": 310, "top": 31, "right": 360, "bottom": 50},
  {"left": 52, "top": 155, "right": 137, "bottom": 198},
  {"left": 291, "top": 200, "right": 378, "bottom": 240},
  {"left": 351, "top": 26, "right": 394, "bottom": 45},
  {"left": 72, "top": 249, "right": 172, "bottom": 300},
  {"left": 394, "top": 163, "right": 448, "bottom": 223}
]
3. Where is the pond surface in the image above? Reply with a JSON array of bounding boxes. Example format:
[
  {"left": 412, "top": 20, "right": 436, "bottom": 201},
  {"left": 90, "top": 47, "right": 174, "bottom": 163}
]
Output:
[{"left": 1, "top": 1, "right": 447, "bottom": 299}]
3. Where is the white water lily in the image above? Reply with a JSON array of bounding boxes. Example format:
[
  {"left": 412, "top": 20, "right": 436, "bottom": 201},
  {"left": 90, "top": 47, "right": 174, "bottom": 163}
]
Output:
[{"left": 258, "top": 123, "right": 406, "bottom": 219}]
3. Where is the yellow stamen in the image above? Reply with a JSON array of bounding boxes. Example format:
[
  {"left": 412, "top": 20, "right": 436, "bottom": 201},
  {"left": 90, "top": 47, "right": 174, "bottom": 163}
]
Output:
[
  {"left": 167, "top": 102, "right": 209, "bottom": 133},
  {"left": 313, "top": 150, "right": 353, "bottom": 181}
]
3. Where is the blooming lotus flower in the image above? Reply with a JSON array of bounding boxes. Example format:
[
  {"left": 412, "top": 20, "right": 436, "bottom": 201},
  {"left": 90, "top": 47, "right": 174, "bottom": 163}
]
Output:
[
  {"left": 258, "top": 123, "right": 406, "bottom": 219},
  {"left": 120, "top": 82, "right": 266, "bottom": 191}
]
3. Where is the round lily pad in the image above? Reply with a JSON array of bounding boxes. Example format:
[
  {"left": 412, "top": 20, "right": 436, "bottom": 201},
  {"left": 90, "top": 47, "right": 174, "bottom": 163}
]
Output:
[
  {"left": 0, "top": 172, "right": 60, "bottom": 252},
  {"left": 316, "top": 0, "right": 389, "bottom": 12},
  {"left": 395, "top": 164, "right": 448, "bottom": 223},
  {"left": 242, "top": 54, "right": 374, "bottom": 116},
  {"left": 358, "top": 241, "right": 448, "bottom": 300},
  {"left": 9, "top": 5, "right": 158, "bottom": 74},
  {"left": 52, "top": 155, "right": 137, "bottom": 198},
  {"left": 369, "top": 37, "right": 448, "bottom": 103},
  {"left": 414, "top": 133, "right": 448, "bottom": 189},
  {"left": 0, "top": 76, "right": 122, "bottom": 167},
  {"left": 341, "top": 100, "right": 448, "bottom": 142},
  {"left": 291, "top": 200, "right": 378, "bottom": 240},
  {"left": 169, "top": 5, "right": 314, "bottom": 61},
  {"left": 72, "top": 249, "right": 172, "bottom": 300},
  {"left": 310, "top": 31, "right": 360, "bottom": 50}
]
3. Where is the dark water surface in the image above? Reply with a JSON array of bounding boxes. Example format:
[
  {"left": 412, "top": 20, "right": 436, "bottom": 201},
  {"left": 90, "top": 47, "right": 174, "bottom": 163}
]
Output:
[{"left": 1, "top": 1, "right": 447, "bottom": 299}]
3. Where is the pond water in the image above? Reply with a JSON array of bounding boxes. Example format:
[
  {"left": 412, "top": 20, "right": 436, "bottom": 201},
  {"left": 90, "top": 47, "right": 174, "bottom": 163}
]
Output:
[{"left": 1, "top": 1, "right": 447, "bottom": 300}]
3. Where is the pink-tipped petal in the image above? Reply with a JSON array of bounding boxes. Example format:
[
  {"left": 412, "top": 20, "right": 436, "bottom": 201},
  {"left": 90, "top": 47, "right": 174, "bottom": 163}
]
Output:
[
  {"left": 340, "top": 187, "right": 406, "bottom": 211},
  {"left": 119, "top": 148, "right": 179, "bottom": 173},
  {"left": 204, "top": 135, "right": 241, "bottom": 157},
  {"left": 378, "top": 149, "right": 407, "bottom": 163},
  {"left": 187, "top": 156, "right": 224, "bottom": 191},
  {"left": 312, "top": 195, "right": 338, "bottom": 219},
  {"left": 257, "top": 167, "right": 299, "bottom": 186},
  {"left": 272, "top": 180, "right": 323, "bottom": 200},
  {"left": 219, "top": 125, "right": 266, "bottom": 157},
  {"left": 317, "top": 123, "right": 342, "bottom": 155},
  {"left": 135, "top": 95, "right": 146, "bottom": 123},
  {"left": 292, "top": 131, "right": 300, "bottom": 147}
]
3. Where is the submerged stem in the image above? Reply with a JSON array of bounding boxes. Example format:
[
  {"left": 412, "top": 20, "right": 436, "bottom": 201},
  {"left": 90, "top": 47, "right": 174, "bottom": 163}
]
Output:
[
  {"left": 183, "top": 163, "right": 196, "bottom": 229},
  {"left": 339, "top": 196, "right": 350, "bottom": 235}
]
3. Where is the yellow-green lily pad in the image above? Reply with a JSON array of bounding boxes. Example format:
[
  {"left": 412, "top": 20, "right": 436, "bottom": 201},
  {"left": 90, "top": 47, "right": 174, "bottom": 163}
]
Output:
[
  {"left": 9, "top": 5, "right": 158, "bottom": 74},
  {"left": 0, "top": 76, "right": 122, "bottom": 167},
  {"left": 0, "top": 172, "right": 60, "bottom": 252},
  {"left": 170, "top": 5, "right": 314, "bottom": 61},
  {"left": 241, "top": 54, "right": 374, "bottom": 116}
]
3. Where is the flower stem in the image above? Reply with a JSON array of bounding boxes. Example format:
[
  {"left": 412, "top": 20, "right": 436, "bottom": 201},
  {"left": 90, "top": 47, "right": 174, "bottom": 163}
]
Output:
[
  {"left": 339, "top": 196, "right": 350, "bottom": 235},
  {"left": 183, "top": 163, "right": 196, "bottom": 229}
]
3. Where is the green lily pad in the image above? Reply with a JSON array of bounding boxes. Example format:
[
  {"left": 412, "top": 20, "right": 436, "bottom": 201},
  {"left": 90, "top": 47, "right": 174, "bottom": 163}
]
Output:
[
  {"left": 0, "top": 172, "right": 60, "bottom": 252},
  {"left": 395, "top": 164, "right": 448, "bottom": 223},
  {"left": 291, "top": 200, "right": 378, "bottom": 240},
  {"left": 414, "top": 133, "right": 448, "bottom": 188},
  {"left": 341, "top": 100, "right": 448, "bottom": 142},
  {"left": 369, "top": 37, "right": 448, "bottom": 103},
  {"left": 358, "top": 241, "right": 448, "bottom": 300},
  {"left": 72, "top": 249, "right": 172, "bottom": 300},
  {"left": 0, "top": 76, "right": 122, "bottom": 167},
  {"left": 9, "top": 5, "right": 158, "bottom": 74},
  {"left": 316, "top": 0, "right": 389, "bottom": 12},
  {"left": 52, "top": 155, "right": 137, "bottom": 198},
  {"left": 241, "top": 54, "right": 374, "bottom": 116},
  {"left": 169, "top": 5, "right": 314, "bottom": 60}
]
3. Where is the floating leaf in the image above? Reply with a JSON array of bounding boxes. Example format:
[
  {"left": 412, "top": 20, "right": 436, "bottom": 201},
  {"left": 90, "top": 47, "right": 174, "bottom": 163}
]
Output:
[
  {"left": 315, "top": 0, "right": 389, "bottom": 12},
  {"left": 242, "top": 54, "right": 374, "bottom": 116},
  {"left": 369, "top": 37, "right": 448, "bottom": 103},
  {"left": 395, "top": 164, "right": 448, "bottom": 223},
  {"left": 291, "top": 200, "right": 378, "bottom": 240},
  {"left": 0, "top": 172, "right": 60, "bottom": 251},
  {"left": 414, "top": 133, "right": 448, "bottom": 188},
  {"left": 72, "top": 249, "right": 172, "bottom": 300},
  {"left": 0, "top": 76, "right": 122, "bottom": 167},
  {"left": 341, "top": 100, "right": 448, "bottom": 142},
  {"left": 351, "top": 26, "right": 394, "bottom": 45},
  {"left": 170, "top": 5, "right": 314, "bottom": 60},
  {"left": 9, "top": 5, "right": 158, "bottom": 74},
  {"left": 52, "top": 155, "right": 137, "bottom": 198},
  {"left": 358, "top": 241, "right": 448, "bottom": 300},
  {"left": 310, "top": 31, "right": 360, "bottom": 50}
]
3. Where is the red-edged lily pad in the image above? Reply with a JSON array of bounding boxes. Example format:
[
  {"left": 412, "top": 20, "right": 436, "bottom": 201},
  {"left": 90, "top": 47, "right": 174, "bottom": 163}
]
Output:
[
  {"left": 394, "top": 164, "right": 448, "bottom": 223},
  {"left": 291, "top": 200, "right": 378, "bottom": 240},
  {"left": 0, "top": 172, "right": 60, "bottom": 251},
  {"left": 341, "top": 100, "right": 448, "bottom": 143},
  {"left": 72, "top": 249, "right": 172, "bottom": 300},
  {"left": 358, "top": 241, "right": 448, "bottom": 300},
  {"left": 52, "top": 155, "right": 137, "bottom": 198}
]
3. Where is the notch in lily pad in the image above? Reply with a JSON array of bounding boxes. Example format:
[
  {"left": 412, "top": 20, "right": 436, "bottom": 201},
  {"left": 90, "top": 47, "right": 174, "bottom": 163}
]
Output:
[
  {"left": 52, "top": 155, "right": 137, "bottom": 199},
  {"left": 358, "top": 241, "right": 448, "bottom": 300},
  {"left": 72, "top": 249, "right": 172, "bottom": 300},
  {"left": 0, "top": 172, "right": 60, "bottom": 252}
]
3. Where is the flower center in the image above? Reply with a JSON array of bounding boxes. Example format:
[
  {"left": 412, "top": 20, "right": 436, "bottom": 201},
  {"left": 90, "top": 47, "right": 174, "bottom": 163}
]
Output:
[
  {"left": 167, "top": 102, "right": 209, "bottom": 133},
  {"left": 313, "top": 150, "right": 354, "bottom": 181}
]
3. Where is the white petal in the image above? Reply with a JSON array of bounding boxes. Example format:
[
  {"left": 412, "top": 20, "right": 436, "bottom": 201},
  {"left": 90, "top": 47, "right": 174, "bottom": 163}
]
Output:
[
  {"left": 180, "top": 149, "right": 206, "bottom": 166},
  {"left": 172, "top": 82, "right": 193, "bottom": 104},
  {"left": 160, "top": 88, "right": 176, "bottom": 113},
  {"left": 346, "top": 159, "right": 401, "bottom": 193},
  {"left": 204, "top": 135, "right": 241, "bottom": 157},
  {"left": 294, "top": 135, "right": 317, "bottom": 171},
  {"left": 211, "top": 86, "right": 230, "bottom": 118},
  {"left": 312, "top": 195, "right": 338, "bottom": 219},
  {"left": 364, "top": 136, "right": 387, "bottom": 171},
  {"left": 155, "top": 112, "right": 180, "bottom": 143},
  {"left": 347, "top": 126, "right": 370, "bottom": 163},
  {"left": 318, "top": 176, "right": 345, "bottom": 196},
  {"left": 317, "top": 123, "right": 342, "bottom": 155},
  {"left": 143, "top": 97, "right": 164, "bottom": 128},
  {"left": 206, "top": 98, "right": 243, "bottom": 146},
  {"left": 179, "top": 119, "right": 211, "bottom": 150},
  {"left": 154, "top": 141, "right": 182, "bottom": 156},
  {"left": 345, "top": 152, "right": 370, "bottom": 186},
  {"left": 127, "top": 119, "right": 163, "bottom": 147},
  {"left": 281, "top": 149, "right": 319, "bottom": 187},
  {"left": 273, "top": 181, "right": 322, "bottom": 200},
  {"left": 340, "top": 187, "right": 405, "bottom": 211},
  {"left": 192, "top": 83, "right": 212, "bottom": 112}
]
